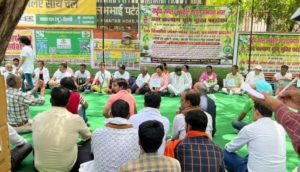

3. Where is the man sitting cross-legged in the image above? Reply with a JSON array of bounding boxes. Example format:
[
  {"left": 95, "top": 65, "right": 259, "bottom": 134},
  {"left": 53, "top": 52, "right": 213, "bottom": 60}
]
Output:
[
  {"left": 165, "top": 110, "right": 225, "bottom": 171},
  {"left": 74, "top": 64, "right": 91, "bottom": 92},
  {"left": 6, "top": 74, "right": 45, "bottom": 133},
  {"left": 48, "top": 62, "right": 72, "bottom": 88},
  {"left": 103, "top": 79, "right": 137, "bottom": 118},
  {"left": 232, "top": 80, "right": 273, "bottom": 131},
  {"left": 91, "top": 62, "right": 111, "bottom": 93},
  {"left": 130, "top": 66, "right": 151, "bottom": 94},
  {"left": 222, "top": 65, "right": 244, "bottom": 94},
  {"left": 32, "top": 87, "right": 92, "bottom": 172},
  {"left": 149, "top": 65, "right": 168, "bottom": 95},
  {"left": 224, "top": 103, "right": 286, "bottom": 172},
  {"left": 167, "top": 66, "right": 190, "bottom": 96},
  {"left": 119, "top": 120, "right": 181, "bottom": 172},
  {"left": 129, "top": 91, "right": 169, "bottom": 154},
  {"left": 80, "top": 100, "right": 140, "bottom": 172}
]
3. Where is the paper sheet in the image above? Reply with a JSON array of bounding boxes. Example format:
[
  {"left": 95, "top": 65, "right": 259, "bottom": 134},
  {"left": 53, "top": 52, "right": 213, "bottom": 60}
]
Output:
[{"left": 240, "top": 82, "right": 264, "bottom": 99}]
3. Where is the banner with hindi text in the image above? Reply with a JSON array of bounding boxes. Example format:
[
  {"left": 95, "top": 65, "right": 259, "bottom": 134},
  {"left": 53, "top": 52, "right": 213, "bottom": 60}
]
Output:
[
  {"left": 18, "top": 0, "right": 96, "bottom": 28},
  {"left": 97, "top": 0, "right": 138, "bottom": 27},
  {"left": 140, "top": 5, "right": 238, "bottom": 65},
  {"left": 238, "top": 34, "right": 300, "bottom": 74}
]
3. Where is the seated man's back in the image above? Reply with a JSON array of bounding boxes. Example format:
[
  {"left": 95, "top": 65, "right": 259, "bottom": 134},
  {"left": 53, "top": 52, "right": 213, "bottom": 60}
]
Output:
[
  {"left": 93, "top": 100, "right": 140, "bottom": 172},
  {"left": 32, "top": 87, "right": 91, "bottom": 172},
  {"left": 170, "top": 110, "right": 225, "bottom": 171},
  {"left": 224, "top": 103, "right": 286, "bottom": 172}
]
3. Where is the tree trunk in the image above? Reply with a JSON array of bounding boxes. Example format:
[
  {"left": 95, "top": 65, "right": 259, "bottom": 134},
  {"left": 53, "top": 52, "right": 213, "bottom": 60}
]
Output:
[
  {"left": 265, "top": 12, "right": 272, "bottom": 32},
  {"left": 0, "top": 0, "right": 29, "bottom": 64}
]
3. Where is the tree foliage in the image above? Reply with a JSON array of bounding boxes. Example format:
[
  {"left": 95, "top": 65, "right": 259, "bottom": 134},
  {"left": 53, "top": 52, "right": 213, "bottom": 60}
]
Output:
[
  {"left": 242, "top": 0, "right": 300, "bottom": 32},
  {"left": 207, "top": 0, "right": 300, "bottom": 32}
]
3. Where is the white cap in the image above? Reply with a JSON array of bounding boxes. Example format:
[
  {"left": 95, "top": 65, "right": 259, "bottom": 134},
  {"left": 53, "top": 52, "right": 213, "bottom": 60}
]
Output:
[{"left": 254, "top": 65, "right": 262, "bottom": 70}]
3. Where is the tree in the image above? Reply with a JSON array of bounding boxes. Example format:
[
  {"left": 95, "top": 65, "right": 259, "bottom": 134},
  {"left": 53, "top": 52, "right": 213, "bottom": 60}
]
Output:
[
  {"left": 0, "top": 0, "right": 29, "bottom": 63},
  {"left": 241, "top": 0, "right": 300, "bottom": 32}
]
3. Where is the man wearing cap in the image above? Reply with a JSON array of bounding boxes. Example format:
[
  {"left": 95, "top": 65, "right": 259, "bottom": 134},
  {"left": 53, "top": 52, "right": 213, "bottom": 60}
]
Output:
[
  {"left": 232, "top": 80, "right": 273, "bottom": 131},
  {"left": 113, "top": 64, "right": 130, "bottom": 83},
  {"left": 167, "top": 66, "right": 190, "bottom": 96},
  {"left": 245, "top": 65, "right": 265, "bottom": 88}
]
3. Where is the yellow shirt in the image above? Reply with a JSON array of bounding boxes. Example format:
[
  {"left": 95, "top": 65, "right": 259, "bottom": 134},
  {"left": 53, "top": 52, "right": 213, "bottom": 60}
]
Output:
[
  {"left": 32, "top": 107, "right": 91, "bottom": 172},
  {"left": 225, "top": 72, "right": 244, "bottom": 88}
]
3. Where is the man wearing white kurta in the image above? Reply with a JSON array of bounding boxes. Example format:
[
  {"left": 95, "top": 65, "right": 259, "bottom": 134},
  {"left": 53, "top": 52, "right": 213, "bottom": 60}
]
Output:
[{"left": 168, "top": 66, "right": 190, "bottom": 96}]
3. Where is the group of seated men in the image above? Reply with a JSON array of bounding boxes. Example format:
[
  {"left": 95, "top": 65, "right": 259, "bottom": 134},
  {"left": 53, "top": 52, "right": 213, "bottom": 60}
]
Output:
[
  {"left": 1, "top": 60, "right": 297, "bottom": 172},
  {"left": 1, "top": 58, "right": 294, "bottom": 97}
]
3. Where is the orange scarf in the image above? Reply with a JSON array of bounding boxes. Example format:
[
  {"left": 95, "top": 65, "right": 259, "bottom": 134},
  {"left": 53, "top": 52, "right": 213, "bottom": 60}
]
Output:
[{"left": 164, "top": 131, "right": 209, "bottom": 158}]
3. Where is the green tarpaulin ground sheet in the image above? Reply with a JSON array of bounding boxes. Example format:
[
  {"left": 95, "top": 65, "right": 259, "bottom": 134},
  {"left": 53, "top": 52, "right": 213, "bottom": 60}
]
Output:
[{"left": 16, "top": 91, "right": 299, "bottom": 171}]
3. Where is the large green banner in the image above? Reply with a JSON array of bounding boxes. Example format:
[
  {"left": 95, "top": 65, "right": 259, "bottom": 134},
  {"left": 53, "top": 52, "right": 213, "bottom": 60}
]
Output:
[
  {"left": 140, "top": 5, "right": 238, "bottom": 64},
  {"left": 35, "top": 30, "right": 92, "bottom": 59},
  {"left": 238, "top": 34, "right": 300, "bottom": 74}
]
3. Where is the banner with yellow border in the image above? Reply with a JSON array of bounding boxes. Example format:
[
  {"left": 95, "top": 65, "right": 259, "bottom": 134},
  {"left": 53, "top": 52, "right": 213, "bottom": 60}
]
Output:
[
  {"left": 18, "top": 0, "right": 96, "bottom": 28},
  {"left": 238, "top": 33, "right": 300, "bottom": 74}
]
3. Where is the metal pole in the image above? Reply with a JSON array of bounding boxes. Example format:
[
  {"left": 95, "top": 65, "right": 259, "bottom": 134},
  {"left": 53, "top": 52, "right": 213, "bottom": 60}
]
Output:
[
  {"left": 102, "top": 0, "right": 105, "bottom": 63},
  {"left": 248, "top": 0, "right": 255, "bottom": 73}
]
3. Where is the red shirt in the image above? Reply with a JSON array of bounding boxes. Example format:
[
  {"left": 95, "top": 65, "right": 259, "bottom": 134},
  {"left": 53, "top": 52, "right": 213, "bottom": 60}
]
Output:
[
  {"left": 66, "top": 91, "right": 80, "bottom": 114},
  {"left": 276, "top": 106, "right": 300, "bottom": 156}
]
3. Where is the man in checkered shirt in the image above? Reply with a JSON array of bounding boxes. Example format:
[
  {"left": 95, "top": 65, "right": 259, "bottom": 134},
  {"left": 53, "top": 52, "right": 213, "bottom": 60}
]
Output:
[
  {"left": 119, "top": 120, "right": 181, "bottom": 172},
  {"left": 6, "top": 74, "right": 45, "bottom": 133},
  {"left": 166, "top": 110, "right": 225, "bottom": 172}
]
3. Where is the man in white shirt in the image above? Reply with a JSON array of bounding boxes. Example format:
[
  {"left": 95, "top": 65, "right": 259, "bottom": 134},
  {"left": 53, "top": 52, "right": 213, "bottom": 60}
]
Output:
[
  {"left": 16, "top": 36, "right": 35, "bottom": 95},
  {"left": 245, "top": 65, "right": 265, "bottom": 88},
  {"left": 273, "top": 65, "right": 293, "bottom": 92},
  {"left": 74, "top": 64, "right": 91, "bottom": 92},
  {"left": 168, "top": 66, "right": 190, "bottom": 96},
  {"left": 32, "top": 87, "right": 91, "bottom": 172},
  {"left": 48, "top": 63, "right": 72, "bottom": 88},
  {"left": 113, "top": 64, "right": 130, "bottom": 83},
  {"left": 56, "top": 61, "right": 74, "bottom": 75},
  {"left": 182, "top": 64, "right": 193, "bottom": 88},
  {"left": 172, "top": 89, "right": 213, "bottom": 139},
  {"left": 32, "top": 60, "right": 50, "bottom": 87},
  {"left": 129, "top": 91, "right": 169, "bottom": 154},
  {"left": 91, "top": 62, "right": 111, "bottom": 93},
  {"left": 224, "top": 103, "right": 286, "bottom": 172},
  {"left": 130, "top": 66, "right": 150, "bottom": 94}
]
